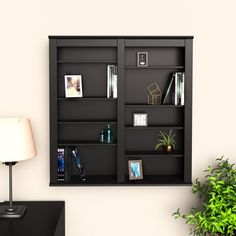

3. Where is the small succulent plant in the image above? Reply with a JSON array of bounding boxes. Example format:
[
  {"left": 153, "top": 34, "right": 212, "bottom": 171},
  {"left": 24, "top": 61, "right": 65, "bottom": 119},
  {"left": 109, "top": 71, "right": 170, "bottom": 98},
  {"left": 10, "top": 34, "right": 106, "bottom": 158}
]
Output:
[{"left": 155, "top": 129, "right": 176, "bottom": 152}]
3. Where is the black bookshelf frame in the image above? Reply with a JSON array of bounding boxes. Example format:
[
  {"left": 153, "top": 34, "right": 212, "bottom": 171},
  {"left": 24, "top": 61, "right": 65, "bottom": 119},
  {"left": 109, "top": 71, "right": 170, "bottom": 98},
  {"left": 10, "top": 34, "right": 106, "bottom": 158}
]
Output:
[{"left": 49, "top": 36, "right": 193, "bottom": 186}]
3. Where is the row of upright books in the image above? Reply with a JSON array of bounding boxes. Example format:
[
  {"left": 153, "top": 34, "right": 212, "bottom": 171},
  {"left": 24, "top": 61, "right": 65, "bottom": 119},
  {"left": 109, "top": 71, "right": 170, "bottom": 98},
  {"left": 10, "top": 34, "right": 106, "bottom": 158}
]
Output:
[
  {"left": 57, "top": 147, "right": 86, "bottom": 182},
  {"left": 163, "top": 72, "right": 185, "bottom": 105},
  {"left": 107, "top": 68, "right": 183, "bottom": 105}
]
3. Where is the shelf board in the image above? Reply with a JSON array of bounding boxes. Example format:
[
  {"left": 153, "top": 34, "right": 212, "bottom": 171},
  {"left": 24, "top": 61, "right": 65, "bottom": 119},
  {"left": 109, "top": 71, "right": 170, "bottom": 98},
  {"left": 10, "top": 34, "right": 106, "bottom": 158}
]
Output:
[
  {"left": 58, "top": 97, "right": 117, "bottom": 101},
  {"left": 49, "top": 175, "right": 191, "bottom": 186},
  {"left": 125, "top": 151, "right": 183, "bottom": 157},
  {"left": 58, "top": 120, "right": 117, "bottom": 124},
  {"left": 125, "top": 104, "right": 184, "bottom": 108},
  {"left": 125, "top": 65, "right": 184, "bottom": 69},
  {"left": 123, "top": 175, "right": 191, "bottom": 186},
  {"left": 57, "top": 60, "right": 117, "bottom": 64},
  {"left": 50, "top": 175, "right": 117, "bottom": 186},
  {"left": 58, "top": 141, "right": 117, "bottom": 146},
  {"left": 125, "top": 125, "right": 183, "bottom": 130}
]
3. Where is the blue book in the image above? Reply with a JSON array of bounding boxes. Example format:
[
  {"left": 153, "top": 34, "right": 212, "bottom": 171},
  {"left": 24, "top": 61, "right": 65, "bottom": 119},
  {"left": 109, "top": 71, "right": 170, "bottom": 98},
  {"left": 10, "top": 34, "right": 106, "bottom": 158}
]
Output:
[
  {"left": 71, "top": 148, "right": 86, "bottom": 182},
  {"left": 57, "top": 148, "right": 65, "bottom": 182}
]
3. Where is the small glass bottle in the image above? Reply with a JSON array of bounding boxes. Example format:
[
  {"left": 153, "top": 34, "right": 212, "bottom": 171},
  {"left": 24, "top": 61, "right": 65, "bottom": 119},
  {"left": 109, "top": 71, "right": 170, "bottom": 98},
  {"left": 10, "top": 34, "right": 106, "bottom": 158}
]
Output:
[
  {"left": 99, "top": 130, "right": 105, "bottom": 143},
  {"left": 106, "top": 124, "right": 113, "bottom": 144}
]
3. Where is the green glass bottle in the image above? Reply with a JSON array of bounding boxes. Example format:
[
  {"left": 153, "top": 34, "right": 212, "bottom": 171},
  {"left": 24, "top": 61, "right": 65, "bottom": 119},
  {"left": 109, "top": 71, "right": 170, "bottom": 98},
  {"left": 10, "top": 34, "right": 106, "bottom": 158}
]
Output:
[
  {"left": 106, "top": 124, "right": 113, "bottom": 144},
  {"left": 99, "top": 130, "right": 105, "bottom": 143}
]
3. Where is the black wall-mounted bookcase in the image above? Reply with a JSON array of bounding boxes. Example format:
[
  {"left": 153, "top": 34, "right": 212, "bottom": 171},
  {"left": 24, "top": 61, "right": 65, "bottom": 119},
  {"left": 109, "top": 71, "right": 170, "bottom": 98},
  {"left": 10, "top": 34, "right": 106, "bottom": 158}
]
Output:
[{"left": 49, "top": 36, "right": 193, "bottom": 186}]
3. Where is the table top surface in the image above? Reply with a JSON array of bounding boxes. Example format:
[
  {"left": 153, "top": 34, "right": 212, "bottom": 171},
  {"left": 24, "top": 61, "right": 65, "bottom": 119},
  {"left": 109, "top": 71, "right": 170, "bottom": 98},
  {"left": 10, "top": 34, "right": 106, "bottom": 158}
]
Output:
[{"left": 0, "top": 201, "right": 65, "bottom": 236}]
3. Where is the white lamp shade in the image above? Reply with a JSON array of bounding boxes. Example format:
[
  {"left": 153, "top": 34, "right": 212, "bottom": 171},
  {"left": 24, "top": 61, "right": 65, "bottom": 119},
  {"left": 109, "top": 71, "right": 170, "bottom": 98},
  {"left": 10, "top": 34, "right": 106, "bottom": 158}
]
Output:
[{"left": 0, "top": 117, "right": 36, "bottom": 162}]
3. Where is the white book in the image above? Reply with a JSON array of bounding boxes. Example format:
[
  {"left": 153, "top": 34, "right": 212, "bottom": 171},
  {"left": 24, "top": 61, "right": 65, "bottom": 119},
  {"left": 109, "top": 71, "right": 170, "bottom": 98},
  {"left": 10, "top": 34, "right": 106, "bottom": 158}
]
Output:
[
  {"left": 174, "top": 73, "right": 178, "bottom": 105},
  {"left": 107, "top": 65, "right": 112, "bottom": 98},
  {"left": 172, "top": 73, "right": 177, "bottom": 105},
  {"left": 174, "top": 72, "right": 184, "bottom": 105},
  {"left": 177, "top": 72, "right": 182, "bottom": 105},
  {"left": 180, "top": 72, "right": 185, "bottom": 105},
  {"left": 107, "top": 65, "right": 118, "bottom": 98},
  {"left": 112, "top": 75, "right": 117, "bottom": 98},
  {"left": 112, "top": 66, "right": 118, "bottom": 98}
]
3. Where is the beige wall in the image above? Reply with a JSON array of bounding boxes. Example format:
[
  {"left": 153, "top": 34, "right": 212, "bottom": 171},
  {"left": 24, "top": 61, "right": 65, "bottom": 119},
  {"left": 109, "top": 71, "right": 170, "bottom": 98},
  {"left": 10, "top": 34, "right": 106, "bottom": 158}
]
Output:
[{"left": 0, "top": 0, "right": 236, "bottom": 235}]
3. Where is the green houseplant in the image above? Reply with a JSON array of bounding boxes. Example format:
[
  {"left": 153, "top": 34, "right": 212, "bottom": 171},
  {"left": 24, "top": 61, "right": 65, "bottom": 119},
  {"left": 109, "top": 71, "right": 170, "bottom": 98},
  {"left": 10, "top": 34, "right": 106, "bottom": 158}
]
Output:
[
  {"left": 173, "top": 157, "right": 236, "bottom": 236},
  {"left": 155, "top": 129, "right": 176, "bottom": 153}
]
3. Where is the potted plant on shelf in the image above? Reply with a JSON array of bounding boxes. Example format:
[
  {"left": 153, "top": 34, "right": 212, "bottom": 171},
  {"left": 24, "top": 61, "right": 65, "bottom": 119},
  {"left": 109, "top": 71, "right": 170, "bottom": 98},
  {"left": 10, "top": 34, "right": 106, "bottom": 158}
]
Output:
[
  {"left": 173, "top": 157, "right": 236, "bottom": 236},
  {"left": 155, "top": 129, "right": 176, "bottom": 153}
]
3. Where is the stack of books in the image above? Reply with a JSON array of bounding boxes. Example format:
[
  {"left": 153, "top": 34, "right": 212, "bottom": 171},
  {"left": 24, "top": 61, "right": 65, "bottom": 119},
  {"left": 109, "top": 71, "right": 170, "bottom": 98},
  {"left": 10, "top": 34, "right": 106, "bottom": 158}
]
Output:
[
  {"left": 107, "top": 65, "right": 118, "bottom": 98},
  {"left": 163, "top": 72, "right": 185, "bottom": 105}
]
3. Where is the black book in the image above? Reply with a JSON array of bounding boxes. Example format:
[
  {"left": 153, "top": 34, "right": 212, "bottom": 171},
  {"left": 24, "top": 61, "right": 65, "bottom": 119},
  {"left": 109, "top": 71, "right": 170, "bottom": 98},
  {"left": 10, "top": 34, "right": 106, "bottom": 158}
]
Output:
[
  {"left": 162, "top": 74, "right": 175, "bottom": 104},
  {"left": 71, "top": 148, "right": 86, "bottom": 182},
  {"left": 57, "top": 148, "right": 65, "bottom": 182}
]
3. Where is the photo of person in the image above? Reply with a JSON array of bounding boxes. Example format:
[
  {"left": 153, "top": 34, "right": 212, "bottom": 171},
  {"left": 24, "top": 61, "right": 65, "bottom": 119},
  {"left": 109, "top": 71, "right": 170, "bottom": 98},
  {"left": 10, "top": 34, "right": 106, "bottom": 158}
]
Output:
[
  {"left": 65, "top": 75, "right": 83, "bottom": 98},
  {"left": 128, "top": 160, "right": 143, "bottom": 180}
]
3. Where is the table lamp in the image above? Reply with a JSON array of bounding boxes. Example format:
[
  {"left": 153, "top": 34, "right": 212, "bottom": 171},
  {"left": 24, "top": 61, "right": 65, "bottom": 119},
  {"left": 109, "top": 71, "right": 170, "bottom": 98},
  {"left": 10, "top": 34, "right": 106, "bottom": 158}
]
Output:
[{"left": 0, "top": 117, "right": 36, "bottom": 218}]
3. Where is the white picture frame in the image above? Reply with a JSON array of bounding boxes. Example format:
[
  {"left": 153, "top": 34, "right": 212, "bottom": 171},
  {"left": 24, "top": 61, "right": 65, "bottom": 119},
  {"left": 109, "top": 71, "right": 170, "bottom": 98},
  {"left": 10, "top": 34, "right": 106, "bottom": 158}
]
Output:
[
  {"left": 137, "top": 52, "right": 148, "bottom": 67},
  {"left": 65, "top": 75, "right": 83, "bottom": 98},
  {"left": 133, "top": 113, "right": 148, "bottom": 126}
]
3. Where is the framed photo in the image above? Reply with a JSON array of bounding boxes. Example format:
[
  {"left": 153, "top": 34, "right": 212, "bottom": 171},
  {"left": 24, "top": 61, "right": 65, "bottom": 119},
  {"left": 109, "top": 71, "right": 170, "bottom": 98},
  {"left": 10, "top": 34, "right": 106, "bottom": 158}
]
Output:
[
  {"left": 128, "top": 160, "right": 143, "bottom": 180},
  {"left": 137, "top": 52, "right": 148, "bottom": 67},
  {"left": 65, "top": 75, "right": 83, "bottom": 98},
  {"left": 133, "top": 113, "right": 148, "bottom": 126}
]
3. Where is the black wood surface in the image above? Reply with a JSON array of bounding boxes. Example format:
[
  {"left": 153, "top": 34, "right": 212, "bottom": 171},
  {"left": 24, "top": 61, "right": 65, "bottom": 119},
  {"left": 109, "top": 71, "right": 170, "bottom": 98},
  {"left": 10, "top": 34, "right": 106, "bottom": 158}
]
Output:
[
  {"left": 117, "top": 39, "right": 125, "bottom": 183},
  {"left": 49, "top": 36, "right": 193, "bottom": 186},
  {"left": 184, "top": 39, "right": 193, "bottom": 182},
  {"left": 49, "top": 36, "right": 194, "bottom": 39},
  {"left": 49, "top": 39, "right": 58, "bottom": 184},
  {"left": 0, "top": 201, "right": 65, "bottom": 236}
]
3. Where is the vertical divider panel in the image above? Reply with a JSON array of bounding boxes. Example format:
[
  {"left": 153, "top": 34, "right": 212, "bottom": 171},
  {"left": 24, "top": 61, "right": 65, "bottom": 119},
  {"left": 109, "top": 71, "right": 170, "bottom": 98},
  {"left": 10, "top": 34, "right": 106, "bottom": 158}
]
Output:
[
  {"left": 117, "top": 39, "right": 125, "bottom": 183},
  {"left": 184, "top": 39, "right": 193, "bottom": 183},
  {"left": 49, "top": 39, "right": 58, "bottom": 184}
]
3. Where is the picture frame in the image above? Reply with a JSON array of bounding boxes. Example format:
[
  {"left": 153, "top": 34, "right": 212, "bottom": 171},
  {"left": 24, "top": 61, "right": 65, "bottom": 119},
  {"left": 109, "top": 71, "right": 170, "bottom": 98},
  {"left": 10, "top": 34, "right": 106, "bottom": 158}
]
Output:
[
  {"left": 65, "top": 75, "right": 83, "bottom": 98},
  {"left": 137, "top": 52, "right": 148, "bottom": 67},
  {"left": 128, "top": 160, "right": 143, "bottom": 180},
  {"left": 133, "top": 113, "right": 148, "bottom": 126}
]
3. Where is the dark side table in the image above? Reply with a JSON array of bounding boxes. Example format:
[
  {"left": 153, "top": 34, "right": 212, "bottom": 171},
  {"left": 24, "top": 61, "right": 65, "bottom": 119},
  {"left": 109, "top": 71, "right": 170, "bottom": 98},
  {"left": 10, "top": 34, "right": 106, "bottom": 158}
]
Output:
[{"left": 0, "top": 201, "right": 65, "bottom": 236}]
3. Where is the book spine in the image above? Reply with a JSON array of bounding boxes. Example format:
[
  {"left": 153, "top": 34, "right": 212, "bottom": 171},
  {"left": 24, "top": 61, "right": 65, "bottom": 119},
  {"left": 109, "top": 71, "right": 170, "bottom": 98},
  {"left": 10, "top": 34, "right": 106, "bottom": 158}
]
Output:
[
  {"left": 180, "top": 72, "right": 185, "bottom": 105},
  {"left": 172, "top": 73, "right": 178, "bottom": 105},
  {"left": 163, "top": 74, "right": 174, "bottom": 104},
  {"left": 110, "top": 66, "right": 113, "bottom": 98},
  {"left": 57, "top": 148, "right": 65, "bottom": 182},
  {"left": 176, "top": 73, "right": 179, "bottom": 105},
  {"left": 112, "top": 66, "right": 118, "bottom": 98},
  {"left": 64, "top": 148, "right": 71, "bottom": 182},
  {"left": 175, "top": 72, "right": 183, "bottom": 105},
  {"left": 107, "top": 65, "right": 111, "bottom": 98},
  {"left": 177, "top": 73, "right": 181, "bottom": 105},
  {"left": 72, "top": 148, "right": 86, "bottom": 182}
]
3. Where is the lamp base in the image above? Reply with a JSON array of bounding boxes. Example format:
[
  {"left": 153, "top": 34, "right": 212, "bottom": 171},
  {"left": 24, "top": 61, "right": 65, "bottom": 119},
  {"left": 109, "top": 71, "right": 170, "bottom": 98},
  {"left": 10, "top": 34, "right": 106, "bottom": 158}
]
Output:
[{"left": 0, "top": 205, "right": 26, "bottom": 218}]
